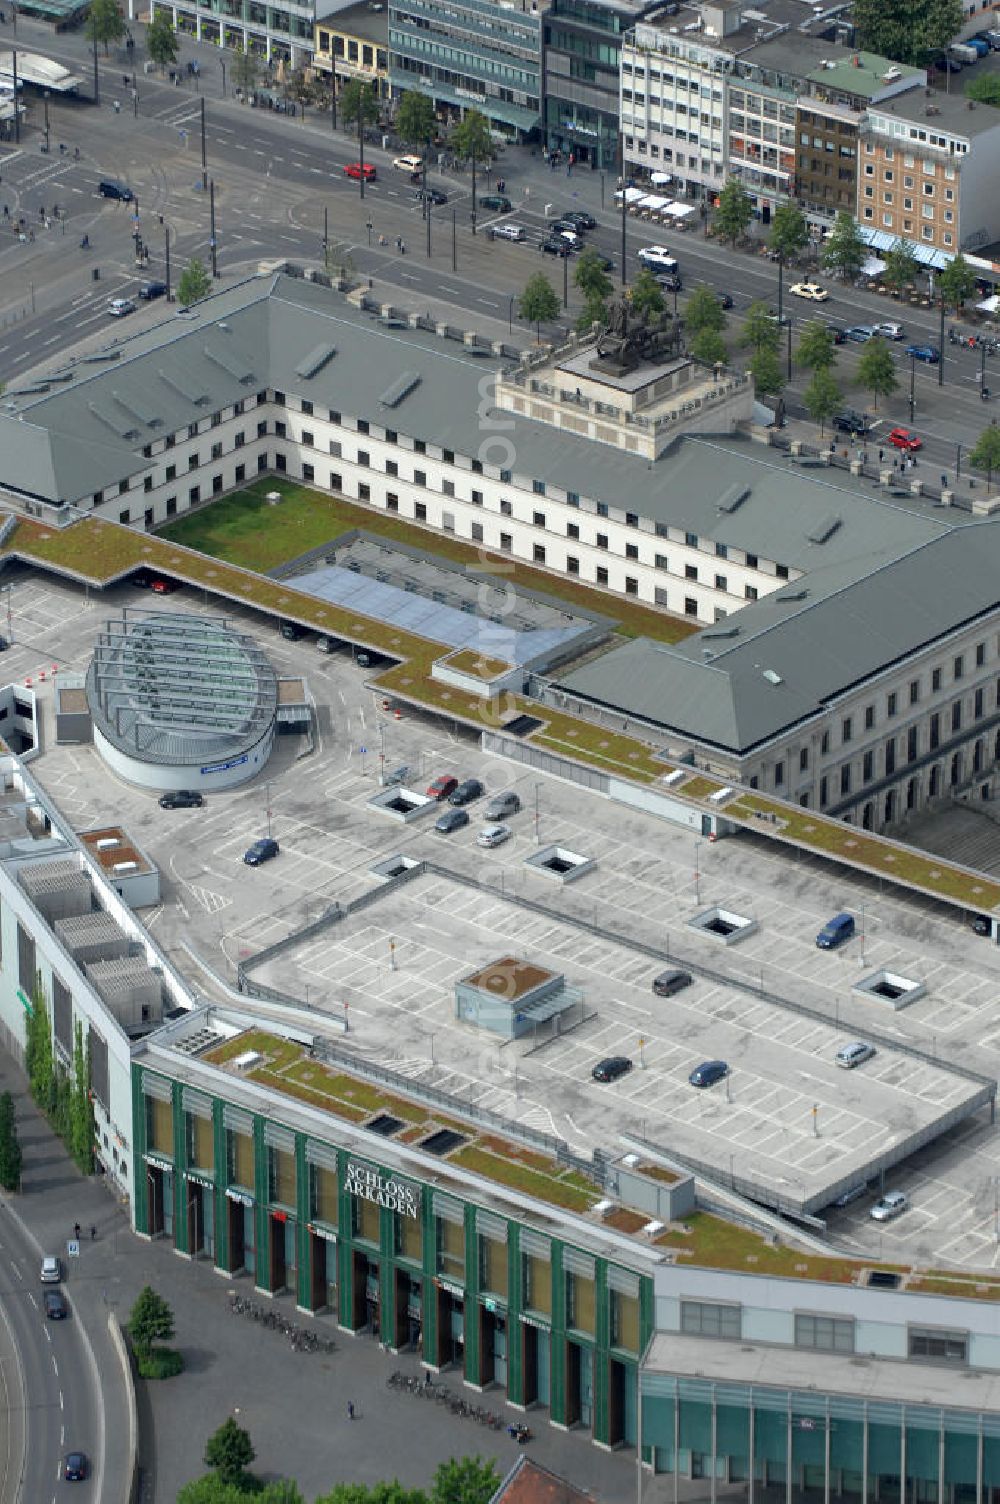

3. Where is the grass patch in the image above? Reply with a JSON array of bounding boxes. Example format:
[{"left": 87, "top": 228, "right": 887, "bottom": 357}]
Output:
[
  {"left": 657, "top": 1211, "right": 868, "bottom": 1284},
  {"left": 678, "top": 774, "right": 725, "bottom": 801},
  {"left": 451, "top": 1145, "right": 598, "bottom": 1213},
  {"left": 157, "top": 478, "right": 696, "bottom": 645},
  {"left": 136, "top": 1346, "right": 185, "bottom": 1379},
  {"left": 909, "top": 1275, "right": 1000, "bottom": 1301}
]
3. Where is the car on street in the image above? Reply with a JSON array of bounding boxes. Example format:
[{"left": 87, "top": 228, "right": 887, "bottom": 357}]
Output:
[
  {"left": 874, "top": 321, "right": 905, "bottom": 340},
  {"left": 477, "top": 823, "right": 511, "bottom": 849},
  {"left": 718, "top": 292, "right": 735, "bottom": 309},
  {"left": 889, "top": 426, "right": 922, "bottom": 451},
  {"left": 64, "top": 1453, "right": 88, "bottom": 1482},
  {"left": 540, "top": 237, "right": 572, "bottom": 256},
  {"left": 479, "top": 194, "right": 512, "bottom": 213},
  {"left": 490, "top": 223, "right": 526, "bottom": 242},
  {"left": 637, "top": 245, "right": 678, "bottom": 271},
  {"left": 905, "top": 343, "right": 940, "bottom": 364},
  {"left": 244, "top": 837, "right": 279, "bottom": 866},
  {"left": 790, "top": 281, "right": 829, "bottom": 301},
  {"left": 592, "top": 1055, "right": 633, "bottom": 1083},
  {"left": 138, "top": 280, "right": 167, "bottom": 300},
  {"left": 766, "top": 309, "right": 792, "bottom": 328},
  {"left": 435, "top": 807, "right": 470, "bottom": 834},
  {"left": 656, "top": 272, "right": 682, "bottom": 292},
  {"left": 870, "top": 1190, "right": 909, "bottom": 1222},
  {"left": 845, "top": 325, "right": 877, "bottom": 343},
  {"left": 158, "top": 790, "right": 204, "bottom": 810},
  {"left": 344, "top": 162, "right": 376, "bottom": 181},
  {"left": 834, "top": 408, "right": 870, "bottom": 434},
  {"left": 550, "top": 217, "right": 583, "bottom": 238},
  {"left": 449, "top": 778, "right": 484, "bottom": 806},
  {"left": 40, "top": 1255, "right": 61, "bottom": 1283},
  {"left": 99, "top": 179, "right": 133, "bottom": 201},
  {"left": 826, "top": 323, "right": 847, "bottom": 344},
  {"left": 427, "top": 774, "right": 459, "bottom": 801},
  {"left": 44, "top": 1290, "right": 68, "bottom": 1319},
  {"left": 562, "top": 210, "right": 596, "bottom": 230},
  {"left": 414, "top": 187, "right": 448, "bottom": 205},
  {"left": 835, "top": 1040, "right": 877, "bottom": 1069},
  {"left": 689, "top": 1059, "right": 729, "bottom": 1088},
  {"left": 652, "top": 968, "right": 693, "bottom": 997},
  {"left": 107, "top": 297, "right": 136, "bottom": 318},
  {"left": 393, "top": 154, "right": 423, "bottom": 172}
]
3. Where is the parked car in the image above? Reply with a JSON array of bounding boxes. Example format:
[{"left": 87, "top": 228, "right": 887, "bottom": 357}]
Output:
[
  {"left": 831, "top": 1181, "right": 869, "bottom": 1209},
  {"left": 637, "top": 245, "right": 678, "bottom": 271},
  {"left": 315, "top": 635, "right": 337, "bottom": 653},
  {"left": 40, "top": 1255, "right": 61, "bottom": 1283},
  {"left": 414, "top": 187, "right": 448, "bottom": 205},
  {"left": 870, "top": 1190, "right": 909, "bottom": 1222},
  {"left": 826, "top": 323, "right": 847, "bottom": 344},
  {"left": 652, "top": 968, "right": 693, "bottom": 997},
  {"left": 44, "top": 1290, "right": 68, "bottom": 1319},
  {"left": 393, "top": 154, "right": 423, "bottom": 172},
  {"left": 243, "top": 837, "right": 279, "bottom": 866},
  {"left": 905, "top": 343, "right": 940, "bottom": 364},
  {"left": 972, "top": 913, "right": 994, "bottom": 936},
  {"left": 150, "top": 576, "right": 180, "bottom": 594},
  {"left": 540, "top": 237, "right": 572, "bottom": 256},
  {"left": 279, "top": 621, "right": 306, "bottom": 640},
  {"left": 485, "top": 791, "right": 521, "bottom": 819},
  {"left": 158, "top": 790, "right": 204, "bottom": 810},
  {"left": 550, "top": 218, "right": 583, "bottom": 238},
  {"left": 491, "top": 223, "right": 526, "bottom": 242},
  {"left": 835, "top": 1040, "right": 877, "bottom": 1069},
  {"left": 790, "top": 281, "right": 829, "bottom": 301},
  {"left": 138, "top": 280, "right": 168, "bottom": 300},
  {"left": 592, "top": 1055, "right": 633, "bottom": 1083},
  {"left": 933, "top": 55, "right": 963, "bottom": 72},
  {"left": 888, "top": 426, "right": 922, "bottom": 451},
  {"left": 449, "top": 778, "right": 484, "bottom": 806},
  {"left": 427, "top": 774, "right": 459, "bottom": 801},
  {"left": 816, "top": 912, "right": 855, "bottom": 949},
  {"left": 874, "top": 321, "right": 905, "bottom": 340},
  {"left": 381, "top": 765, "right": 410, "bottom": 788},
  {"left": 562, "top": 209, "right": 596, "bottom": 230},
  {"left": 689, "top": 1059, "right": 729, "bottom": 1088},
  {"left": 435, "top": 807, "right": 470, "bottom": 834},
  {"left": 479, "top": 194, "right": 512, "bottom": 213},
  {"left": 64, "top": 1453, "right": 88, "bottom": 1482},
  {"left": 845, "top": 324, "right": 877, "bottom": 343},
  {"left": 718, "top": 292, "right": 735, "bottom": 309},
  {"left": 477, "top": 822, "right": 511, "bottom": 849},
  {"left": 344, "top": 162, "right": 376, "bottom": 181},
  {"left": 107, "top": 297, "right": 136, "bottom": 318},
  {"left": 656, "top": 272, "right": 683, "bottom": 292},
  {"left": 834, "top": 409, "right": 870, "bottom": 434}
]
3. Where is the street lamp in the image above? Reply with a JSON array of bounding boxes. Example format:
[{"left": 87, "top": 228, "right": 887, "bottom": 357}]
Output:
[
  {"left": 366, "top": 217, "right": 373, "bottom": 247},
  {"left": 694, "top": 838, "right": 702, "bottom": 905},
  {"left": 508, "top": 294, "right": 514, "bottom": 334},
  {"left": 908, "top": 353, "right": 916, "bottom": 424}
]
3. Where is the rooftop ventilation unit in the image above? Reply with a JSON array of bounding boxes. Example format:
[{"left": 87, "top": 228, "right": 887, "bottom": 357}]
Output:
[
  {"left": 806, "top": 513, "right": 842, "bottom": 544},
  {"left": 295, "top": 343, "right": 337, "bottom": 379},
  {"left": 773, "top": 588, "right": 808, "bottom": 602},
  {"left": 158, "top": 368, "right": 209, "bottom": 405},
  {"left": 87, "top": 403, "right": 138, "bottom": 441},
  {"left": 700, "top": 625, "right": 740, "bottom": 640},
  {"left": 717, "top": 483, "right": 751, "bottom": 513},
  {"left": 762, "top": 668, "right": 783, "bottom": 685},
  {"left": 202, "top": 344, "right": 255, "bottom": 385},
  {"left": 380, "top": 371, "right": 421, "bottom": 408}
]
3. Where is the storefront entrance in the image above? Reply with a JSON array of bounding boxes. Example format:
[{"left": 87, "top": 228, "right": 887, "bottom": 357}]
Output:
[
  {"left": 352, "top": 1250, "right": 380, "bottom": 1334},
  {"left": 268, "top": 1212, "right": 295, "bottom": 1293},
  {"left": 185, "top": 1178, "right": 214, "bottom": 1260},
  {"left": 394, "top": 1270, "right": 423, "bottom": 1350},
  {"left": 226, "top": 1195, "right": 255, "bottom": 1276},
  {"left": 145, "top": 1163, "right": 172, "bottom": 1238},
  {"left": 309, "top": 1232, "right": 337, "bottom": 1314},
  {"left": 565, "top": 1339, "right": 593, "bottom": 1431},
  {"left": 608, "top": 1357, "right": 636, "bottom": 1448},
  {"left": 478, "top": 1306, "right": 507, "bottom": 1389},
  {"left": 520, "top": 1321, "right": 551, "bottom": 1409},
  {"left": 436, "top": 1285, "right": 465, "bottom": 1369}
]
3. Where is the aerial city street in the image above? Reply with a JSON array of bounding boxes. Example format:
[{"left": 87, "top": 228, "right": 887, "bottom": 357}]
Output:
[{"left": 4, "top": 0, "right": 1000, "bottom": 1498}]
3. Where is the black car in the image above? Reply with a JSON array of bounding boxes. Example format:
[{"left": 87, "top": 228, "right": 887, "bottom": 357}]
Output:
[
  {"left": 550, "top": 217, "right": 584, "bottom": 237},
  {"left": 592, "top": 1055, "right": 633, "bottom": 1083},
  {"left": 44, "top": 1290, "right": 68, "bottom": 1320},
  {"left": 933, "top": 55, "right": 963, "bottom": 72},
  {"left": 244, "top": 837, "right": 279, "bottom": 866},
  {"left": 138, "top": 280, "right": 168, "bottom": 300},
  {"left": 435, "top": 807, "right": 470, "bottom": 834},
  {"left": 972, "top": 913, "right": 994, "bottom": 936},
  {"left": 826, "top": 322, "right": 847, "bottom": 345},
  {"left": 656, "top": 272, "right": 682, "bottom": 292},
  {"left": 540, "top": 238, "right": 572, "bottom": 257},
  {"left": 279, "top": 621, "right": 306, "bottom": 641},
  {"left": 64, "top": 1453, "right": 88, "bottom": 1481},
  {"left": 479, "top": 194, "right": 512, "bottom": 213},
  {"left": 834, "top": 409, "right": 870, "bottom": 435},
  {"left": 158, "top": 790, "right": 204, "bottom": 810},
  {"left": 718, "top": 293, "right": 735, "bottom": 309},
  {"left": 562, "top": 209, "right": 596, "bottom": 230},
  {"left": 652, "top": 968, "right": 693, "bottom": 998},
  {"left": 689, "top": 1059, "right": 728, "bottom": 1088},
  {"left": 415, "top": 187, "right": 448, "bottom": 205},
  {"left": 448, "top": 778, "right": 484, "bottom": 807}
]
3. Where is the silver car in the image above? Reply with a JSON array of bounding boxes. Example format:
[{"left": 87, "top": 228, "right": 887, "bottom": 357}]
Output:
[
  {"left": 477, "top": 823, "right": 511, "bottom": 849},
  {"left": 870, "top": 1190, "right": 908, "bottom": 1221},
  {"left": 835, "top": 1041, "right": 876, "bottom": 1069},
  {"left": 491, "top": 223, "right": 526, "bottom": 242}
]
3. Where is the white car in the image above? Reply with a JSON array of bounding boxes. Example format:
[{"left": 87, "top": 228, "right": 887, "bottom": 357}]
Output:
[
  {"left": 477, "top": 823, "right": 511, "bottom": 849},
  {"left": 491, "top": 223, "right": 526, "bottom": 243},
  {"left": 40, "top": 1255, "right": 62, "bottom": 1283},
  {"left": 874, "top": 321, "right": 905, "bottom": 340},
  {"left": 870, "top": 1190, "right": 909, "bottom": 1222},
  {"left": 107, "top": 298, "right": 136, "bottom": 318},
  {"left": 392, "top": 154, "right": 423, "bottom": 172},
  {"left": 790, "top": 281, "right": 829, "bottom": 302},
  {"left": 637, "top": 245, "right": 678, "bottom": 271}
]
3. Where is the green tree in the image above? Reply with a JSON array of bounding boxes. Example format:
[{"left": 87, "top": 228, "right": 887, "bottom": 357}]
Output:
[
  {"left": 740, "top": 299, "right": 780, "bottom": 355},
  {"left": 803, "top": 367, "right": 842, "bottom": 435},
  {"left": 450, "top": 108, "right": 492, "bottom": 167},
  {"left": 0, "top": 1092, "right": 22, "bottom": 1193},
  {"left": 86, "top": 0, "right": 126, "bottom": 55},
  {"left": 431, "top": 1456, "right": 500, "bottom": 1504},
  {"left": 575, "top": 292, "right": 608, "bottom": 334},
  {"left": 970, "top": 423, "right": 1000, "bottom": 488},
  {"left": 966, "top": 75, "right": 1000, "bottom": 106},
  {"left": 128, "top": 1285, "right": 175, "bottom": 1360},
  {"left": 146, "top": 10, "right": 179, "bottom": 69},
  {"left": 178, "top": 1480, "right": 306, "bottom": 1504},
  {"left": 396, "top": 90, "right": 436, "bottom": 148},
  {"left": 629, "top": 268, "right": 664, "bottom": 321},
  {"left": 938, "top": 251, "right": 977, "bottom": 312},
  {"left": 796, "top": 319, "right": 837, "bottom": 371},
  {"left": 768, "top": 202, "right": 809, "bottom": 318},
  {"left": 230, "top": 46, "right": 259, "bottom": 96},
  {"left": 69, "top": 1021, "right": 94, "bottom": 1176},
  {"left": 315, "top": 1486, "right": 427, "bottom": 1504},
  {"left": 882, "top": 238, "right": 920, "bottom": 295},
  {"left": 204, "top": 1418, "right": 256, "bottom": 1490},
  {"left": 574, "top": 247, "right": 613, "bottom": 304},
  {"left": 519, "top": 272, "right": 560, "bottom": 342},
  {"left": 25, "top": 980, "right": 53, "bottom": 1113},
  {"left": 684, "top": 284, "right": 726, "bottom": 337},
  {"left": 852, "top": 0, "right": 962, "bottom": 64},
  {"left": 857, "top": 337, "right": 898, "bottom": 409},
  {"left": 822, "top": 211, "right": 866, "bottom": 283},
  {"left": 177, "top": 258, "right": 212, "bottom": 307},
  {"left": 714, "top": 178, "right": 752, "bottom": 247},
  {"left": 340, "top": 79, "right": 379, "bottom": 131},
  {"left": 690, "top": 328, "right": 728, "bottom": 366},
  {"left": 749, "top": 345, "right": 785, "bottom": 398}
]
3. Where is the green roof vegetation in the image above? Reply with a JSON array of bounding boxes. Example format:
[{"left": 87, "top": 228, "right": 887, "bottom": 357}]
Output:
[{"left": 444, "top": 648, "right": 513, "bottom": 679}]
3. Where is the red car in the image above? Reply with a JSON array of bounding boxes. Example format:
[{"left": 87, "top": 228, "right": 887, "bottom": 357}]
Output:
[
  {"left": 150, "top": 576, "right": 181, "bottom": 594},
  {"left": 427, "top": 774, "right": 458, "bottom": 801},
  {"left": 888, "top": 427, "right": 922, "bottom": 452},
  {"left": 344, "top": 162, "right": 376, "bottom": 181}
]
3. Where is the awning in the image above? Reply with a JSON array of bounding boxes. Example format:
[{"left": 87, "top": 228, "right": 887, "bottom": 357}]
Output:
[
  {"left": 637, "top": 194, "right": 669, "bottom": 210},
  {"left": 651, "top": 171, "right": 673, "bottom": 186},
  {"left": 857, "top": 227, "right": 951, "bottom": 271},
  {"left": 668, "top": 203, "right": 697, "bottom": 219},
  {"left": 615, "top": 186, "right": 646, "bottom": 204},
  {"left": 861, "top": 255, "right": 887, "bottom": 277},
  {"left": 977, "top": 294, "right": 1000, "bottom": 312}
]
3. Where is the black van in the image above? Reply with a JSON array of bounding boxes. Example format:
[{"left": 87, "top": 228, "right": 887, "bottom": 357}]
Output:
[{"left": 98, "top": 179, "right": 134, "bottom": 202}]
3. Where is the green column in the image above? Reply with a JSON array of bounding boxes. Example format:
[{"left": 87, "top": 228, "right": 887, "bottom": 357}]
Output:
[
  {"left": 550, "top": 1242, "right": 566, "bottom": 1425},
  {"left": 507, "top": 1228, "right": 523, "bottom": 1405},
  {"left": 172, "top": 1083, "right": 188, "bottom": 1255},
  {"left": 296, "top": 1136, "right": 310, "bottom": 1309},
  {"left": 463, "top": 1203, "right": 479, "bottom": 1385},
  {"left": 381, "top": 1196, "right": 396, "bottom": 1345},
  {"left": 253, "top": 1116, "right": 269, "bottom": 1292},
  {"left": 593, "top": 1258, "right": 610, "bottom": 1446},
  {"left": 338, "top": 1149, "right": 355, "bottom": 1329},
  {"left": 422, "top": 1191, "right": 437, "bottom": 1364},
  {"left": 639, "top": 1274, "right": 654, "bottom": 1465},
  {"left": 130, "top": 1067, "right": 147, "bottom": 1235},
  {"left": 213, "top": 1103, "right": 229, "bottom": 1273}
]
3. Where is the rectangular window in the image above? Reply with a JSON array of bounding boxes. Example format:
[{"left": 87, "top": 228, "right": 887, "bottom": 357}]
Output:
[
  {"left": 17, "top": 920, "right": 36, "bottom": 995},
  {"left": 386, "top": 492, "right": 399, "bottom": 513},
  {"left": 394, "top": 1209, "right": 422, "bottom": 1263},
  {"left": 567, "top": 522, "right": 580, "bottom": 540},
  {"left": 795, "top": 1314, "right": 855, "bottom": 1352},
  {"left": 165, "top": 464, "right": 177, "bottom": 482},
  {"left": 952, "top": 701, "right": 962, "bottom": 733},
  {"left": 907, "top": 726, "right": 918, "bottom": 762},
  {"left": 415, "top": 502, "right": 427, "bottom": 522},
  {"left": 626, "top": 543, "right": 639, "bottom": 560},
  {"left": 975, "top": 688, "right": 984, "bottom": 720},
  {"left": 533, "top": 544, "right": 546, "bottom": 564},
  {"left": 301, "top": 430, "right": 314, "bottom": 450},
  {"left": 887, "top": 691, "right": 898, "bottom": 718},
  {"left": 119, "top": 510, "right": 130, "bottom": 526},
  {"left": 500, "top": 532, "right": 513, "bottom": 552},
  {"left": 932, "top": 667, "right": 942, "bottom": 692},
  {"left": 715, "top": 575, "right": 727, "bottom": 592},
  {"left": 800, "top": 747, "right": 809, "bottom": 772},
  {"left": 885, "top": 738, "right": 896, "bottom": 776},
  {"left": 352, "top": 1192, "right": 380, "bottom": 1245},
  {"left": 596, "top": 566, "right": 609, "bottom": 586},
  {"left": 684, "top": 597, "right": 698, "bottom": 617},
  {"left": 655, "top": 554, "right": 669, "bottom": 571},
  {"left": 567, "top": 556, "right": 580, "bottom": 575},
  {"left": 414, "top": 470, "right": 427, "bottom": 488},
  {"left": 930, "top": 713, "right": 940, "bottom": 750},
  {"left": 685, "top": 564, "right": 698, "bottom": 581},
  {"left": 188, "top": 486, "right": 200, "bottom": 506},
  {"left": 909, "top": 679, "right": 920, "bottom": 705},
  {"left": 228, "top": 1127, "right": 253, "bottom": 1189},
  {"left": 625, "top": 576, "right": 638, "bottom": 596},
  {"left": 685, "top": 531, "right": 698, "bottom": 548},
  {"left": 680, "top": 1301, "right": 741, "bottom": 1339},
  {"left": 268, "top": 1145, "right": 296, "bottom": 1208},
  {"left": 976, "top": 642, "right": 986, "bottom": 668},
  {"left": 533, "top": 511, "right": 546, "bottom": 528},
  {"left": 357, "top": 450, "right": 370, "bottom": 468},
  {"left": 470, "top": 521, "right": 483, "bottom": 542},
  {"left": 310, "top": 1164, "right": 338, "bottom": 1227},
  {"left": 479, "top": 1234, "right": 507, "bottom": 1298},
  {"left": 357, "top": 482, "right": 370, "bottom": 501},
  {"left": 565, "top": 1268, "right": 596, "bottom": 1336},
  {"left": 500, "top": 499, "right": 513, "bottom": 517},
  {"left": 596, "top": 533, "right": 609, "bottom": 550},
  {"left": 471, "top": 489, "right": 483, "bottom": 506},
  {"left": 840, "top": 764, "right": 851, "bottom": 795},
  {"left": 146, "top": 1094, "right": 173, "bottom": 1158},
  {"left": 436, "top": 1216, "right": 465, "bottom": 1281},
  {"left": 908, "top": 1327, "right": 968, "bottom": 1363},
  {"left": 774, "top": 760, "right": 785, "bottom": 787},
  {"left": 330, "top": 472, "right": 342, "bottom": 491},
  {"left": 865, "top": 704, "right": 875, "bottom": 730},
  {"left": 385, "top": 458, "right": 397, "bottom": 476},
  {"left": 954, "top": 654, "right": 964, "bottom": 680},
  {"left": 745, "top": 586, "right": 758, "bottom": 602},
  {"left": 842, "top": 717, "right": 852, "bottom": 744},
  {"left": 863, "top": 750, "right": 874, "bottom": 782}
]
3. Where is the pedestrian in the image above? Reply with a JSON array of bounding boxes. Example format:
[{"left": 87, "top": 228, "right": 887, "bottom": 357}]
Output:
[
  {"left": 399, "top": 239, "right": 406, "bottom": 255},
  {"left": 90, "top": 1225, "right": 96, "bottom": 1240},
  {"left": 424, "top": 1366, "right": 432, "bottom": 1387},
  {"left": 567, "top": 152, "right": 574, "bottom": 177},
  {"left": 347, "top": 1400, "right": 355, "bottom": 1420},
  {"left": 73, "top": 1221, "right": 81, "bottom": 1240},
  {"left": 941, "top": 472, "right": 948, "bottom": 488},
  {"left": 878, "top": 447, "right": 884, "bottom": 464}
]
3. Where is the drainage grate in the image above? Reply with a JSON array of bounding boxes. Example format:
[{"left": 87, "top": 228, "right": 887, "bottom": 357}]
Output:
[
  {"left": 420, "top": 1128, "right": 466, "bottom": 1156},
  {"left": 866, "top": 1270, "right": 901, "bottom": 1289},
  {"left": 367, "top": 1113, "right": 404, "bottom": 1137}
]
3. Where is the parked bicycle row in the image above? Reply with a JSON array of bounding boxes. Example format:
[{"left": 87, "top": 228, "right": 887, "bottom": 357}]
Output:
[
  {"left": 227, "top": 1293, "right": 336, "bottom": 1353},
  {"left": 384, "top": 1370, "right": 532, "bottom": 1441}
]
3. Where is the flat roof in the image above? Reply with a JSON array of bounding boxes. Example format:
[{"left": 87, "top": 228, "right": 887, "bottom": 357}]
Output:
[
  {"left": 79, "top": 827, "right": 154, "bottom": 876},
  {"left": 315, "top": 0, "right": 388, "bottom": 44},
  {"left": 463, "top": 956, "right": 558, "bottom": 1000}
]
